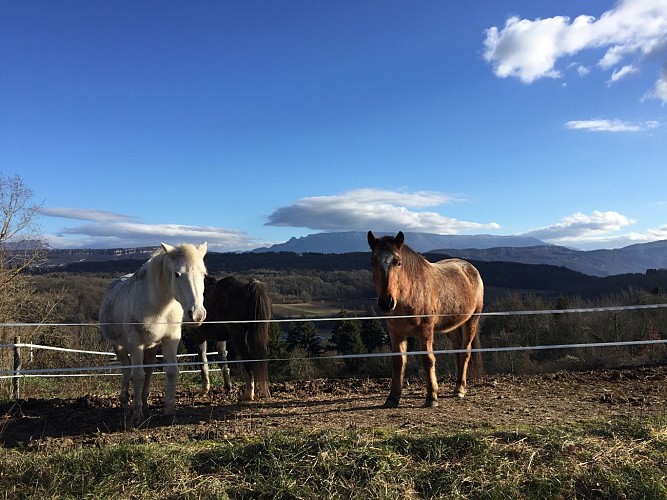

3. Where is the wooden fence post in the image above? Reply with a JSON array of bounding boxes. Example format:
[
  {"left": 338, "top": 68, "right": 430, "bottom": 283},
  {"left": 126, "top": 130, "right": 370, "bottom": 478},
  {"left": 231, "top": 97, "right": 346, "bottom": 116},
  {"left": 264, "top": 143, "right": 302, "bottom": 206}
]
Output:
[{"left": 12, "top": 336, "right": 20, "bottom": 400}]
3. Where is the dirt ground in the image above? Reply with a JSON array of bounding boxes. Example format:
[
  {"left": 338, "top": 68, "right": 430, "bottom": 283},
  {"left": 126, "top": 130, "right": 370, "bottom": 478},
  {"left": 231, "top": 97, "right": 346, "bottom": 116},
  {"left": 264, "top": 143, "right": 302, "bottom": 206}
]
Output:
[{"left": 1, "top": 365, "right": 666, "bottom": 450}]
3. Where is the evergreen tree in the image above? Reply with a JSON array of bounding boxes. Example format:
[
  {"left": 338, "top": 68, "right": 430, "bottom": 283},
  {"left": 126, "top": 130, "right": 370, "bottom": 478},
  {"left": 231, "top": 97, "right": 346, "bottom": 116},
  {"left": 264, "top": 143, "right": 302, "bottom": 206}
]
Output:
[
  {"left": 330, "top": 309, "right": 365, "bottom": 355},
  {"left": 360, "top": 307, "right": 388, "bottom": 352},
  {"left": 268, "top": 321, "right": 288, "bottom": 358},
  {"left": 286, "top": 316, "right": 323, "bottom": 357}
]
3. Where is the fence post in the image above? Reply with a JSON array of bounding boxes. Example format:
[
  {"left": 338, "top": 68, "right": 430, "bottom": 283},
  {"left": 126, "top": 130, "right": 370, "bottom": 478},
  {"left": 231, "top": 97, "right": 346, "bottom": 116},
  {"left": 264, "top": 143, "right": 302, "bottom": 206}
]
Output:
[{"left": 12, "top": 336, "right": 20, "bottom": 400}]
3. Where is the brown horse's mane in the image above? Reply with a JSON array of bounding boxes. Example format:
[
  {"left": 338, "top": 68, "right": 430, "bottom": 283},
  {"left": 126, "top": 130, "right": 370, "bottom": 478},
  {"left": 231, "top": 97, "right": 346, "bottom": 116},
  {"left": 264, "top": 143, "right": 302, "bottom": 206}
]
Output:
[{"left": 398, "top": 242, "right": 430, "bottom": 276}]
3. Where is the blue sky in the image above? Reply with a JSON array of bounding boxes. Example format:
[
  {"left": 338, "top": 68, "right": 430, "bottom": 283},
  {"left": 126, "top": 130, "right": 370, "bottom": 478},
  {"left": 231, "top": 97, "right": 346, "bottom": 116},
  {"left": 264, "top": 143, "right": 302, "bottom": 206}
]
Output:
[{"left": 2, "top": 0, "right": 666, "bottom": 252}]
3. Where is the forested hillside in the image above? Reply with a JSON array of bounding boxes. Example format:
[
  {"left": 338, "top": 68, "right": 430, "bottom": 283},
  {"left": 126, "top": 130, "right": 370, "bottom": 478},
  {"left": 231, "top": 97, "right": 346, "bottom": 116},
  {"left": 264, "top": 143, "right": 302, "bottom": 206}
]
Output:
[{"left": 35, "top": 251, "right": 667, "bottom": 302}]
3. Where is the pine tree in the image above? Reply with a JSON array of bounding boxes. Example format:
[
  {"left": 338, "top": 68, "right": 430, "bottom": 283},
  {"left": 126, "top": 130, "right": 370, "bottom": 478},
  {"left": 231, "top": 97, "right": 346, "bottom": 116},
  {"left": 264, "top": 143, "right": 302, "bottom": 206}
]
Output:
[
  {"left": 330, "top": 309, "right": 365, "bottom": 355},
  {"left": 360, "top": 307, "right": 388, "bottom": 352},
  {"left": 286, "top": 317, "right": 323, "bottom": 357}
]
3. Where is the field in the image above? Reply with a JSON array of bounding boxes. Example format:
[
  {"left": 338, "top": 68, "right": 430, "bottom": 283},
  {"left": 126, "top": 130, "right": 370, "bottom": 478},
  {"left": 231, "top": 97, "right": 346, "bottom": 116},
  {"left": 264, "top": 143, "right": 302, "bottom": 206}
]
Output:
[{"left": 1, "top": 365, "right": 665, "bottom": 498}]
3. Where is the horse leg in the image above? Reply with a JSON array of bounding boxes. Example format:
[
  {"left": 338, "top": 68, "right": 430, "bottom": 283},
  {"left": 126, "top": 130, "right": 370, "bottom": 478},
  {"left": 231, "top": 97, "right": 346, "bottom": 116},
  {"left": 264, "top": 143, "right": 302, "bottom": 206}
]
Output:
[
  {"left": 385, "top": 335, "right": 407, "bottom": 408},
  {"left": 216, "top": 340, "right": 233, "bottom": 393},
  {"left": 447, "top": 327, "right": 468, "bottom": 397},
  {"left": 197, "top": 339, "right": 210, "bottom": 397},
  {"left": 114, "top": 345, "right": 131, "bottom": 410},
  {"left": 456, "top": 316, "right": 481, "bottom": 398},
  {"left": 240, "top": 361, "right": 255, "bottom": 401},
  {"left": 419, "top": 332, "right": 438, "bottom": 408},
  {"left": 161, "top": 337, "right": 180, "bottom": 417},
  {"left": 128, "top": 344, "right": 146, "bottom": 420},
  {"left": 142, "top": 347, "right": 158, "bottom": 416}
]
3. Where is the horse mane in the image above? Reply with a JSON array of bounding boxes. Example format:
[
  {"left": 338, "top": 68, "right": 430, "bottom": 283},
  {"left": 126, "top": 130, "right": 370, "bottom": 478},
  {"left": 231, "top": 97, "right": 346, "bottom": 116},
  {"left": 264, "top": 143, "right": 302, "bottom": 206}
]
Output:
[
  {"left": 398, "top": 242, "right": 430, "bottom": 276},
  {"left": 129, "top": 244, "right": 197, "bottom": 288},
  {"left": 137, "top": 246, "right": 171, "bottom": 283}
]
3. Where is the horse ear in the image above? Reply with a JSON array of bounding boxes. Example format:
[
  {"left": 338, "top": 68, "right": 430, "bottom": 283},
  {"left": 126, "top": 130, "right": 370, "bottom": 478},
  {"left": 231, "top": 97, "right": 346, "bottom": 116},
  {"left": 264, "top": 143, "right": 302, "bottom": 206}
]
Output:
[
  {"left": 395, "top": 231, "right": 404, "bottom": 248},
  {"left": 367, "top": 231, "right": 376, "bottom": 248},
  {"left": 161, "top": 242, "right": 176, "bottom": 255},
  {"left": 198, "top": 242, "right": 208, "bottom": 257}
]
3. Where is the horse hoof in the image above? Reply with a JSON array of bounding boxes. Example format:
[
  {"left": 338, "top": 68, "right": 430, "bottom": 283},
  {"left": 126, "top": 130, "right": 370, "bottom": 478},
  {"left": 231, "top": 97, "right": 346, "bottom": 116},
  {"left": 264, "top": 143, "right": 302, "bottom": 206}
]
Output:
[
  {"left": 383, "top": 398, "right": 399, "bottom": 408},
  {"left": 424, "top": 399, "right": 439, "bottom": 408}
]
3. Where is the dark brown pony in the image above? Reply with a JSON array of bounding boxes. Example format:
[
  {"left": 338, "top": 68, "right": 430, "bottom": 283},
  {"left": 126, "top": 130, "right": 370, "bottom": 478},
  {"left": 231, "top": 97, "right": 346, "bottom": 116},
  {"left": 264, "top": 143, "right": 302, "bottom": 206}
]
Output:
[
  {"left": 368, "top": 231, "right": 484, "bottom": 408},
  {"left": 193, "top": 275, "right": 272, "bottom": 400}
]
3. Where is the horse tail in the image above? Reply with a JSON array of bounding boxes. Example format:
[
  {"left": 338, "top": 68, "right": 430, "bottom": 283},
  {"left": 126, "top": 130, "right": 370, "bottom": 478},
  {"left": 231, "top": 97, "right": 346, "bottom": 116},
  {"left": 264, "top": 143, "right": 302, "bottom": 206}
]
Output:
[
  {"left": 468, "top": 275, "right": 485, "bottom": 380},
  {"left": 247, "top": 280, "right": 272, "bottom": 398},
  {"left": 467, "top": 331, "right": 485, "bottom": 380}
]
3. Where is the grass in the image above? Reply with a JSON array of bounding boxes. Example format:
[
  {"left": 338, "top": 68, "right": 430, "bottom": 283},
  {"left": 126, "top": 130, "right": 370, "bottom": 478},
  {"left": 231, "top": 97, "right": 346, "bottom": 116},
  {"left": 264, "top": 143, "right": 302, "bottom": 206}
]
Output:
[
  {"left": 272, "top": 302, "right": 344, "bottom": 318},
  {"left": 0, "top": 416, "right": 665, "bottom": 499}
]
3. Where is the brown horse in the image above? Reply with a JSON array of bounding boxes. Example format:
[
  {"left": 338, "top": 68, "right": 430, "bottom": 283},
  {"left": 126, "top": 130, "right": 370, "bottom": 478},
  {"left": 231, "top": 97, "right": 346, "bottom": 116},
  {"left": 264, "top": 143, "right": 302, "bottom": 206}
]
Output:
[
  {"left": 193, "top": 275, "right": 272, "bottom": 400},
  {"left": 368, "top": 231, "right": 484, "bottom": 408}
]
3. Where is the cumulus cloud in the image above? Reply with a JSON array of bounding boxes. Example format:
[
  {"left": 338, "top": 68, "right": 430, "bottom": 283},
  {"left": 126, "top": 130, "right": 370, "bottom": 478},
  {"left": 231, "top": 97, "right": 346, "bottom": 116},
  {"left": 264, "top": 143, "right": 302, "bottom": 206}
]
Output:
[
  {"left": 39, "top": 207, "right": 263, "bottom": 251},
  {"left": 644, "top": 64, "right": 667, "bottom": 102},
  {"left": 520, "top": 210, "right": 637, "bottom": 247},
  {"left": 483, "top": 0, "right": 667, "bottom": 103},
  {"left": 565, "top": 119, "right": 660, "bottom": 132},
  {"left": 266, "top": 189, "right": 500, "bottom": 234}
]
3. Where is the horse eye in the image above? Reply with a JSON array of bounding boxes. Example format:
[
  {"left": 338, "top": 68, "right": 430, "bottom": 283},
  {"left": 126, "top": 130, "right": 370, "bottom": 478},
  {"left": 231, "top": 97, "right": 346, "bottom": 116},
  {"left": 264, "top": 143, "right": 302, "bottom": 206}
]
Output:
[
  {"left": 174, "top": 271, "right": 183, "bottom": 278},
  {"left": 395, "top": 260, "right": 402, "bottom": 267}
]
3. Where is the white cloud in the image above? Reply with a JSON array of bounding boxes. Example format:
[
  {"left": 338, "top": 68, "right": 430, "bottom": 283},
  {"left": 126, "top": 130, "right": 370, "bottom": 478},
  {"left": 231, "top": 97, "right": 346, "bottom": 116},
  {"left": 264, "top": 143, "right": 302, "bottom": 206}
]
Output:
[
  {"left": 577, "top": 65, "right": 591, "bottom": 76},
  {"left": 38, "top": 207, "right": 135, "bottom": 223},
  {"left": 609, "top": 64, "right": 638, "bottom": 83},
  {"left": 645, "top": 224, "right": 667, "bottom": 240},
  {"left": 521, "top": 210, "right": 637, "bottom": 247},
  {"left": 266, "top": 189, "right": 500, "bottom": 234},
  {"left": 39, "top": 207, "right": 263, "bottom": 251},
  {"left": 483, "top": 0, "right": 667, "bottom": 102},
  {"left": 483, "top": 15, "right": 569, "bottom": 83},
  {"left": 565, "top": 119, "right": 660, "bottom": 132},
  {"left": 644, "top": 64, "right": 667, "bottom": 102}
]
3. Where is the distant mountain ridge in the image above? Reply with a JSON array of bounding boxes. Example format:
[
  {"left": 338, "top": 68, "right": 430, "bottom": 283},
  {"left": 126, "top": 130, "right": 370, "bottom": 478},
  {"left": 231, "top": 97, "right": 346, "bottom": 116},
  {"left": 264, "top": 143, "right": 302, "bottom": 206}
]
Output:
[
  {"left": 31, "top": 232, "right": 667, "bottom": 278},
  {"left": 36, "top": 247, "right": 158, "bottom": 269},
  {"left": 431, "top": 240, "right": 667, "bottom": 277},
  {"left": 253, "top": 231, "right": 548, "bottom": 254},
  {"left": 254, "top": 231, "right": 667, "bottom": 277}
]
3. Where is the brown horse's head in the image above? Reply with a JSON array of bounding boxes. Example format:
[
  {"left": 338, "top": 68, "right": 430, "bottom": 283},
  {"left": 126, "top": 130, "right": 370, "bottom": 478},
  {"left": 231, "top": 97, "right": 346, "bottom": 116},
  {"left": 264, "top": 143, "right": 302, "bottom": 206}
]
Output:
[{"left": 367, "top": 230, "right": 405, "bottom": 313}]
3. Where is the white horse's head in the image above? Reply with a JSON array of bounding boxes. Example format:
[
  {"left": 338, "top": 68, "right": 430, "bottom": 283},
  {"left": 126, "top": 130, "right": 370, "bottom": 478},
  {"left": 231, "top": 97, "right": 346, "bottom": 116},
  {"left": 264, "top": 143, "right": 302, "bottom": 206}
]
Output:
[{"left": 161, "top": 242, "right": 208, "bottom": 325}]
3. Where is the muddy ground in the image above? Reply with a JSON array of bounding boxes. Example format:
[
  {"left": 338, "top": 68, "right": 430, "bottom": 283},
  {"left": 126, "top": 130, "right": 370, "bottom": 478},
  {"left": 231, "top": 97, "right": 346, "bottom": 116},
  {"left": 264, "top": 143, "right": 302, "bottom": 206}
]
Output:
[{"left": 1, "top": 365, "right": 665, "bottom": 449}]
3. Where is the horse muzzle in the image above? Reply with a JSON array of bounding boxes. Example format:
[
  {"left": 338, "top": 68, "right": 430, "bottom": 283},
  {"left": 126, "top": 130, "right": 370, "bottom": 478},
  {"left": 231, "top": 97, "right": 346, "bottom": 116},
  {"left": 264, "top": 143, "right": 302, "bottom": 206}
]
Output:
[
  {"left": 187, "top": 306, "right": 207, "bottom": 326},
  {"left": 377, "top": 296, "right": 396, "bottom": 313}
]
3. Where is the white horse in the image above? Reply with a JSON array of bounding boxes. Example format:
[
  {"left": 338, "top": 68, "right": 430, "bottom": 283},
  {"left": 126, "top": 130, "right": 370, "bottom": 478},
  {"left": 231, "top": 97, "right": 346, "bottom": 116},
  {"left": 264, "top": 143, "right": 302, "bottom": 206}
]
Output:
[{"left": 99, "top": 242, "right": 208, "bottom": 421}]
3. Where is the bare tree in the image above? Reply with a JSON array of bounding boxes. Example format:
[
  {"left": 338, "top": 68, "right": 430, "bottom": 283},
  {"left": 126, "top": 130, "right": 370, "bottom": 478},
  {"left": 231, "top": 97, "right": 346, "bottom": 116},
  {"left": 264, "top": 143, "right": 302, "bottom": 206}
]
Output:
[
  {"left": 1, "top": 174, "right": 43, "bottom": 324},
  {"left": 0, "top": 173, "right": 45, "bottom": 284}
]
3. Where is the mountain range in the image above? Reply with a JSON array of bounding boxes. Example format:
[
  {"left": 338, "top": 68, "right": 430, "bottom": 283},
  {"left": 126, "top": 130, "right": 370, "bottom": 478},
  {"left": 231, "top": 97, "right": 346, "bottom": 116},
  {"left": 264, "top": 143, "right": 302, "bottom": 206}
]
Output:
[
  {"left": 254, "top": 231, "right": 667, "bottom": 277},
  {"left": 31, "top": 232, "right": 667, "bottom": 277},
  {"left": 253, "top": 231, "right": 546, "bottom": 254}
]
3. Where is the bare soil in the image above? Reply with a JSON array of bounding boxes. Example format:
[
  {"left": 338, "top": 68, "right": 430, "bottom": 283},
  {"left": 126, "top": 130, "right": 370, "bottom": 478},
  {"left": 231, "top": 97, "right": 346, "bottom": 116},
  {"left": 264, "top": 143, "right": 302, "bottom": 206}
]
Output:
[{"left": 1, "top": 365, "right": 666, "bottom": 450}]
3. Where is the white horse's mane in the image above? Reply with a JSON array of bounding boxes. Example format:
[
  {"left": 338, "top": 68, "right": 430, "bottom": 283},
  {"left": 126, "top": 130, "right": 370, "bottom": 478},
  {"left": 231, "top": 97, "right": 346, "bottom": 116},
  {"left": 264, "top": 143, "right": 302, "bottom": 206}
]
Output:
[{"left": 139, "top": 243, "right": 207, "bottom": 283}]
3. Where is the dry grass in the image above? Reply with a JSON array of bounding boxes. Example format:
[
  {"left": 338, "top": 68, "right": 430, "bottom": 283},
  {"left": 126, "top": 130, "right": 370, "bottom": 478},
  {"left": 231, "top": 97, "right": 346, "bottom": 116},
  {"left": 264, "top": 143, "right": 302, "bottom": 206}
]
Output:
[{"left": 0, "top": 416, "right": 665, "bottom": 499}]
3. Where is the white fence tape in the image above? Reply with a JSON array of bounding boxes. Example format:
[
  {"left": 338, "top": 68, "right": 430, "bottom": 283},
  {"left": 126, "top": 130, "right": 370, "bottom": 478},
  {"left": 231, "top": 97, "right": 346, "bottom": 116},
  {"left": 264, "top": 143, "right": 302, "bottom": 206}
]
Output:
[
  {"left": 1, "top": 302, "right": 667, "bottom": 328},
  {"left": 1, "top": 303, "right": 666, "bottom": 379}
]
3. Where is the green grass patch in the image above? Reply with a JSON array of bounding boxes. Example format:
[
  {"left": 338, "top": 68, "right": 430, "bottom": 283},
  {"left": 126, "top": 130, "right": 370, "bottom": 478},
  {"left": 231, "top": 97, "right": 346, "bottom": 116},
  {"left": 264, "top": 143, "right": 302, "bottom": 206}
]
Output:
[{"left": 0, "top": 416, "right": 665, "bottom": 499}]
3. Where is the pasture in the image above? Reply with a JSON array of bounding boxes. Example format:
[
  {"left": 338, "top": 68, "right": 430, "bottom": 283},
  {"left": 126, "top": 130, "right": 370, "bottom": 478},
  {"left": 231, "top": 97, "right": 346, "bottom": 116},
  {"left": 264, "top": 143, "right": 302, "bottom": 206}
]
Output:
[{"left": 1, "top": 366, "right": 666, "bottom": 498}]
